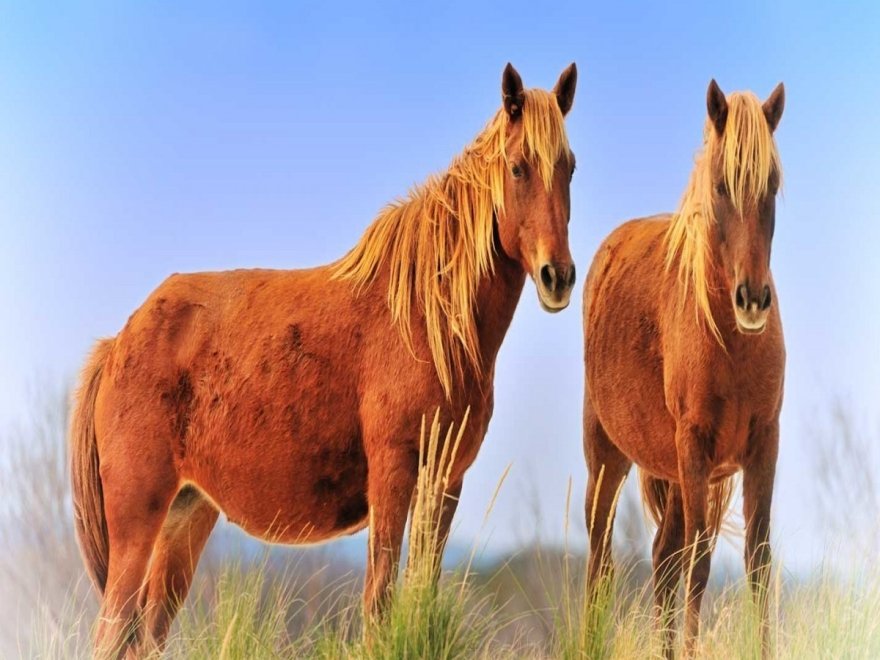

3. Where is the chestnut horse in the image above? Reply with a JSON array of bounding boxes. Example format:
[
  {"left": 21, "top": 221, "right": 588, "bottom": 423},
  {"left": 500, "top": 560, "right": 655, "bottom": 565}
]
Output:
[
  {"left": 582, "top": 80, "right": 785, "bottom": 657},
  {"left": 70, "top": 62, "right": 578, "bottom": 657}
]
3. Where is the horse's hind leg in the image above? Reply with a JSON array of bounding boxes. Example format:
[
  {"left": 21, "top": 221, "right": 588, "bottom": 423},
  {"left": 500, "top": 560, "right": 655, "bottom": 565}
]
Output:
[
  {"left": 140, "top": 485, "right": 219, "bottom": 650},
  {"left": 583, "top": 402, "right": 631, "bottom": 590},
  {"left": 97, "top": 437, "right": 179, "bottom": 659},
  {"left": 652, "top": 482, "right": 685, "bottom": 659}
]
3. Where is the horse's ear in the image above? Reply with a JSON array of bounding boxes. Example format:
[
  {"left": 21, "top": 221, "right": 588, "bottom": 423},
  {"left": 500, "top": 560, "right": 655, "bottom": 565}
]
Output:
[
  {"left": 763, "top": 82, "right": 785, "bottom": 132},
  {"left": 553, "top": 62, "right": 577, "bottom": 116},
  {"left": 502, "top": 62, "right": 525, "bottom": 119},
  {"left": 706, "top": 79, "right": 728, "bottom": 135}
]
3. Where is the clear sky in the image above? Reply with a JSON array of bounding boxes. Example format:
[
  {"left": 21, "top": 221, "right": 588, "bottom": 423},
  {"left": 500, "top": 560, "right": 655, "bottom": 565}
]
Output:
[{"left": 1, "top": 2, "right": 878, "bottom": 570}]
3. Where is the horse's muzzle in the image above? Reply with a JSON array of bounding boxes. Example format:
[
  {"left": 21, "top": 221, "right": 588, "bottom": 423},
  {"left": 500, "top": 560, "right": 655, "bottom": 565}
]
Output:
[
  {"left": 733, "top": 282, "right": 771, "bottom": 334},
  {"left": 536, "top": 261, "right": 576, "bottom": 312}
]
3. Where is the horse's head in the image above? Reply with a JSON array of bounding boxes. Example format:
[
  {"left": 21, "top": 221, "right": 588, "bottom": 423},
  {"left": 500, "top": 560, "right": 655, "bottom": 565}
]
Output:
[
  {"left": 495, "top": 63, "right": 578, "bottom": 313},
  {"left": 705, "top": 79, "right": 785, "bottom": 334}
]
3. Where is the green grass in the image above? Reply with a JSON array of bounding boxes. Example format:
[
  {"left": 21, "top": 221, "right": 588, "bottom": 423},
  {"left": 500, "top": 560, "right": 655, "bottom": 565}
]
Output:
[
  {"left": 128, "top": 559, "right": 880, "bottom": 659},
  {"left": 149, "top": 427, "right": 880, "bottom": 660},
  {"left": 353, "top": 410, "right": 501, "bottom": 660},
  {"left": 171, "top": 563, "right": 304, "bottom": 659},
  {"left": 9, "top": 396, "right": 880, "bottom": 658}
]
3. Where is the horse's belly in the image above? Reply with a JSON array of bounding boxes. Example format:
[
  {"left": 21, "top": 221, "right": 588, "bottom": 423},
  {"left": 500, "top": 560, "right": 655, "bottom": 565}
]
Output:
[
  {"left": 594, "top": 382, "right": 756, "bottom": 482},
  {"left": 604, "top": 407, "right": 679, "bottom": 481},
  {"left": 184, "top": 424, "right": 369, "bottom": 545},
  {"left": 227, "top": 485, "right": 370, "bottom": 545},
  {"left": 197, "top": 463, "right": 369, "bottom": 545},
  {"left": 593, "top": 377, "right": 755, "bottom": 483},
  {"left": 588, "top": 350, "right": 679, "bottom": 480}
]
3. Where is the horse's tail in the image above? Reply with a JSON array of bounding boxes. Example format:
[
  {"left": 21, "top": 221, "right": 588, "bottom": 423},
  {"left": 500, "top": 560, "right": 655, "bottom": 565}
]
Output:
[
  {"left": 639, "top": 470, "right": 669, "bottom": 531},
  {"left": 639, "top": 469, "right": 736, "bottom": 541},
  {"left": 70, "top": 337, "right": 114, "bottom": 595}
]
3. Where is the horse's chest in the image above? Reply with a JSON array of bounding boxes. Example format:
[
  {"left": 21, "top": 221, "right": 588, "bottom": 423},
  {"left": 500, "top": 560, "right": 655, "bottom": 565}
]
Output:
[
  {"left": 704, "top": 368, "right": 777, "bottom": 469},
  {"left": 710, "top": 401, "right": 755, "bottom": 471}
]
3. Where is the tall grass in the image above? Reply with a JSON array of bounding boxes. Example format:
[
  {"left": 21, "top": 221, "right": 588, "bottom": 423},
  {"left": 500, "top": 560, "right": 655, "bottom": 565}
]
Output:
[
  {"left": 5, "top": 391, "right": 880, "bottom": 658},
  {"left": 357, "top": 409, "right": 498, "bottom": 659},
  {"left": 171, "top": 563, "right": 305, "bottom": 659},
  {"left": 0, "top": 386, "right": 96, "bottom": 658},
  {"left": 150, "top": 554, "right": 880, "bottom": 659}
]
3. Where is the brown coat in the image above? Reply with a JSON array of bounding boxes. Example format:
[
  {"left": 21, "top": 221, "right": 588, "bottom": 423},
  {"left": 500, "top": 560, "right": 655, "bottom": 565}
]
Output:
[{"left": 69, "top": 62, "right": 578, "bottom": 658}]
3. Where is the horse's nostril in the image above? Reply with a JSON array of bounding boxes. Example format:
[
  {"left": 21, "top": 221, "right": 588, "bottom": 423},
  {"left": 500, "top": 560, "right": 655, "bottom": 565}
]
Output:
[
  {"left": 567, "top": 264, "right": 577, "bottom": 288},
  {"left": 735, "top": 284, "right": 748, "bottom": 310},
  {"left": 760, "top": 285, "right": 772, "bottom": 310},
  {"left": 540, "top": 264, "right": 555, "bottom": 291}
]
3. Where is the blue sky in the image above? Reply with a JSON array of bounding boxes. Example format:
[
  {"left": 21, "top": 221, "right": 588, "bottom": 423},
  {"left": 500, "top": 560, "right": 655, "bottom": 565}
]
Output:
[{"left": 1, "top": 2, "right": 878, "bottom": 570}]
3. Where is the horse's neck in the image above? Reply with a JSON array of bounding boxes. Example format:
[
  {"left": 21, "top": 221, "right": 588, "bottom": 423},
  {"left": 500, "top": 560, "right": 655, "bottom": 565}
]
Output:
[{"left": 473, "top": 252, "right": 526, "bottom": 371}]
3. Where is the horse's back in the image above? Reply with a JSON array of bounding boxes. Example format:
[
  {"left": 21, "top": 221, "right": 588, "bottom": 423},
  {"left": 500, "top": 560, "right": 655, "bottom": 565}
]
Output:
[
  {"left": 103, "top": 267, "right": 361, "bottom": 402},
  {"left": 584, "top": 215, "right": 670, "bottom": 313}
]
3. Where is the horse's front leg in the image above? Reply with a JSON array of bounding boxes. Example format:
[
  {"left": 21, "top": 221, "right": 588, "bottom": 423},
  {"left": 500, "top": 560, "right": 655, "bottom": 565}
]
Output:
[
  {"left": 743, "top": 420, "right": 779, "bottom": 657},
  {"left": 405, "top": 480, "right": 462, "bottom": 581},
  {"left": 363, "top": 446, "right": 419, "bottom": 622},
  {"left": 652, "top": 482, "right": 685, "bottom": 659},
  {"left": 675, "top": 420, "right": 713, "bottom": 658},
  {"left": 435, "top": 480, "right": 462, "bottom": 558}
]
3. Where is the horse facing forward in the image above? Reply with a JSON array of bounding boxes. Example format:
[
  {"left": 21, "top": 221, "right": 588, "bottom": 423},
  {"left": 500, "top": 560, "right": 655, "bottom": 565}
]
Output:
[
  {"left": 71, "top": 62, "right": 578, "bottom": 657},
  {"left": 582, "top": 80, "right": 785, "bottom": 657}
]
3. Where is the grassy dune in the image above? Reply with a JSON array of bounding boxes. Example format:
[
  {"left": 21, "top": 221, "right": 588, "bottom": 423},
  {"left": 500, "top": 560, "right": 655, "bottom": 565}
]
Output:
[{"left": 4, "top": 391, "right": 880, "bottom": 658}]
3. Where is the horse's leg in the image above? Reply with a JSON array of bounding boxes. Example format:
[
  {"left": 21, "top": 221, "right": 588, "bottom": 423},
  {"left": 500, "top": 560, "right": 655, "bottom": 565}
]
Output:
[
  {"left": 140, "top": 487, "right": 219, "bottom": 651},
  {"left": 96, "top": 444, "right": 179, "bottom": 659},
  {"left": 406, "top": 480, "right": 462, "bottom": 579},
  {"left": 433, "top": 480, "right": 462, "bottom": 561},
  {"left": 363, "top": 447, "right": 419, "bottom": 621},
  {"left": 743, "top": 422, "right": 779, "bottom": 657},
  {"left": 652, "top": 482, "right": 685, "bottom": 659},
  {"left": 675, "top": 423, "right": 712, "bottom": 658},
  {"left": 583, "top": 404, "right": 631, "bottom": 591}
]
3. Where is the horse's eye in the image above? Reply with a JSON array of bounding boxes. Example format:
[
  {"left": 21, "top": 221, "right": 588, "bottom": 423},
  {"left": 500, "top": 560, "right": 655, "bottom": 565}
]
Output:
[
  {"left": 511, "top": 163, "right": 523, "bottom": 178},
  {"left": 570, "top": 163, "right": 576, "bottom": 181},
  {"left": 715, "top": 181, "right": 728, "bottom": 196}
]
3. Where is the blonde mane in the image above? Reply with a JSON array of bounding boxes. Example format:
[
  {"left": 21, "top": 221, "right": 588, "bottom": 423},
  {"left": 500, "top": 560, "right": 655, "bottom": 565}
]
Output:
[
  {"left": 333, "top": 89, "right": 571, "bottom": 397},
  {"left": 665, "top": 92, "right": 782, "bottom": 340}
]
